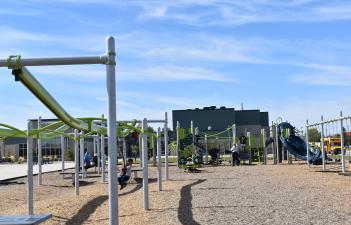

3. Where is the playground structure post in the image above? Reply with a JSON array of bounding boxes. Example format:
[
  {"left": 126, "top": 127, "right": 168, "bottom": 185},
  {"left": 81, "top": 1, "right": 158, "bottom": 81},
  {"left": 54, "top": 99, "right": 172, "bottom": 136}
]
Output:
[
  {"left": 275, "top": 124, "right": 280, "bottom": 165},
  {"left": 138, "top": 134, "right": 142, "bottom": 167},
  {"left": 97, "top": 135, "right": 101, "bottom": 175},
  {"left": 152, "top": 135, "right": 156, "bottom": 167},
  {"left": 176, "top": 121, "right": 180, "bottom": 167},
  {"left": 191, "top": 120, "right": 195, "bottom": 155},
  {"left": 27, "top": 120, "right": 34, "bottom": 215},
  {"left": 93, "top": 136, "right": 96, "bottom": 172},
  {"left": 261, "top": 128, "right": 267, "bottom": 165},
  {"left": 141, "top": 118, "right": 149, "bottom": 210},
  {"left": 164, "top": 112, "right": 169, "bottom": 180},
  {"left": 38, "top": 116, "right": 42, "bottom": 186},
  {"left": 80, "top": 132, "right": 85, "bottom": 178},
  {"left": 123, "top": 137, "right": 127, "bottom": 164},
  {"left": 101, "top": 114, "right": 106, "bottom": 182},
  {"left": 340, "top": 111, "right": 345, "bottom": 173},
  {"left": 232, "top": 124, "right": 236, "bottom": 144},
  {"left": 61, "top": 135, "right": 65, "bottom": 173},
  {"left": 204, "top": 134, "right": 208, "bottom": 164},
  {"left": 321, "top": 116, "right": 326, "bottom": 171},
  {"left": 74, "top": 129, "right": 79, "bottom": 195},
  {"left": 306, "top": 120, "right": 310, "bottom": 167},
  {"left": 0, "top": 141, "right": 4, "bottom": 160},
  {"left": 157, "top": 127, "right": 162, "bottom": 192},
  {"left": 106, "top": 36, "right": 118, "bottom": 225},
  {"left": 247, "top": 131, "right": 252, "bottom": 165}
]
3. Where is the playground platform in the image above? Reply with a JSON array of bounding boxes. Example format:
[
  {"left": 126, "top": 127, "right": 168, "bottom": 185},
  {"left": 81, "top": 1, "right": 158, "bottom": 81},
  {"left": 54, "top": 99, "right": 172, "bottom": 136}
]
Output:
[{"left": 0, "top": 162, "right": 74, "bottom": 181}]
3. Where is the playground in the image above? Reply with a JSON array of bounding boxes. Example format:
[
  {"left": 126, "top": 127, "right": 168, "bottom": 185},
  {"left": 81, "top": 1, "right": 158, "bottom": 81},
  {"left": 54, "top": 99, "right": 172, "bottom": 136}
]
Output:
[{"left": 1, "top": 162, "right": 351, "bottom": 225}]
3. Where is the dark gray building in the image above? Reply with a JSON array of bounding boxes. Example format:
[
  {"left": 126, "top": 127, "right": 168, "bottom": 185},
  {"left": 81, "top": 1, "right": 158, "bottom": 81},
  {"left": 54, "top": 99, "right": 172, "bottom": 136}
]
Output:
[{"left": 172, "top": 106, "right": 269, "bottom": 137}]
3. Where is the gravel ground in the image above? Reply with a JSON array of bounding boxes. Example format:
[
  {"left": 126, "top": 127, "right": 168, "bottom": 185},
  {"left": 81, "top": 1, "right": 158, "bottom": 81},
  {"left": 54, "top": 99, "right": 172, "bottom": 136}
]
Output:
[{"left": 1, "top": 162, "right": 351, "bottom": 225}]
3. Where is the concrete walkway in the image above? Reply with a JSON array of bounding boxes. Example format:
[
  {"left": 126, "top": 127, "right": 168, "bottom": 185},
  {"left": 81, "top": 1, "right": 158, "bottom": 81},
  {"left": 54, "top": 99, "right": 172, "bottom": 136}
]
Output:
[{"left": 0, "top": 161, "right": 75, "bottom": 181}]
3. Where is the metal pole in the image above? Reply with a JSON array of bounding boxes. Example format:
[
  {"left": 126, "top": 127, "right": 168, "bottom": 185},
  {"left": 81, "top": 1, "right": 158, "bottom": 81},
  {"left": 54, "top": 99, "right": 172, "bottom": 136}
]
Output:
[
  {"left": 164, "top": 112, "right": 169, "bottom": 180},
  {"left": 152, "top": 135, "right": 156, "bottom": 167},
  {"left": 106, "top": 36, "right": 118, "bottom": 225},
  {"left": 275, "top": 124, "right": 280, "bottom": 165},
  {"left": 157, "top": 127, "right": 162, "bottom": 192},
  {"left": 306, "top": 120, "right": 310, "bottom": 167},
  {"left": 191, "top": 120, "right": 195, "bottom": 156},
  {"left": 176, "top": 121, "right": 180, "bottom": 168},
  {"left": 80, "top": 132, "right": 85, "bottom": 178},
  {"left": 61, "top": 135, "right": 65, "bottom": 173},
  {"left": 261, "top": 129, "right": 267, "bottom": 165},
  {"left": 0, "top": 55, "right": 108, "bottom": 67},
  {"left": 138, "top": 135, "right": 142, "bottom": 167},
  {"left": 232, "top": 124, "right": 236, "bottom": 144},
  {"left": 340, "top": 111, "right": 346, "bottom": 173},
  {"left": 321, "top": 116, "right": 326, "bottom": 171},
  {"left": 141, "top": 118, "right": 149, "bottom": 210},
  {"left": 37, "top": 116, "right": 42, "bottom": 186},
  {"left": 27, "top": 120, "right": 33, "bottom": 215},
  {"left": 74, "top": 129, "right": 79, "bottom": 195},
  {"left": 93, "top": 136, "right": 97, "bottom": 173},
  {"left": 247, "top": 131, "right": 252, "bottom": 165},
  {"left": 205, "top": 134, "right": 208, "bottom": 164},
  {"left": 97, "top": 135, "right": 101, "bottom": 175},
  {"left": 123, "top": 137, "right": 127, "bottom": 164},
  {"left": 101, "top": 133, "right": 106, "bottom": 182}
]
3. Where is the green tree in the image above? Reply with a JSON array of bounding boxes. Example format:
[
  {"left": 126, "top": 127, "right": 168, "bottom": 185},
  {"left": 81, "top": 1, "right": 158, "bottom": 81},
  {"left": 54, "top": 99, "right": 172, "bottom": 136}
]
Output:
[{"left": 308, "top": 128, "right": 321, "bottom": 142}]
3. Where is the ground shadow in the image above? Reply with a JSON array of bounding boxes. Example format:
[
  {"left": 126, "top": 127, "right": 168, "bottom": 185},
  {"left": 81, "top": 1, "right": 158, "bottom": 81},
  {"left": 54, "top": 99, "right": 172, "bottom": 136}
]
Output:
[
  {"left": 178, "top": 179, "right": 206, "bottom": 225},
  {"left": 65, "top": 195, "right": 108, "bottom": 225},
  {"left": 119, "top": 177, "right": 157, "bottom": 196},
  {"left": 0, "top": 181, "right": 25, "bottom": 186}
]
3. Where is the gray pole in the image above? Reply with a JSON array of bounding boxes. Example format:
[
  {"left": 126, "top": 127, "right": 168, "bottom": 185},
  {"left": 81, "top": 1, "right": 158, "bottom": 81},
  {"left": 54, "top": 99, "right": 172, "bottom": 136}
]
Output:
[
  {"left": 176, "top": 121, "right": 180, "bottom": 167},
  {"left": 191, "top": 120, "right": 195, "bottom": 155},
  {"left": 101, "top": 133, "right": 106, "bottom": 182},
  {"left": 261, "top": 129, "right": 267, "bottom": 165},
  {"left": 37, "top": 116, "right": 42, "bottom": 186},
  {"left": 80, "top": 132, "right": 85, "bottom": 178},
  {"left": 321, "top": 116, "right": 326, "bottom": 171},
  {"left": 27, "top": 120, "right": 34, "bottom": 215},
  {"left": 106, "top": 36, "right": 118, "bottom": 225},
  {"left": 247, "top": 131, "right": 252, "bottom": 165},
  {"left": 123, "top": 137, "right": 127, "bottom": 164},
  {"left": 275, "top": 124, "right": 280, "bottom": 165},
  {"left": 61, "top": 135, "right": 65, "bottom": 173},
  {"left": 164, "top": 112, "right": 169, "bottom": 180},
  {"left": 152, "top": 135, "right": 156, "bottom": 167},
  {"left": 141, "top": 118, "right": 149, "bottom": 210},
  {"left": 138, "top": 135, "right": 142, "bottom": 167},
  {"left": 74, "top": 129, "right": 79, "bottom": 195},
  {"left": 205, "top": 134, "right": 208, "bottom": 164},
  {"left": 232, "top": 124, "right": 236, "bottom": 144},
  {"left": 0, "top": 55, "right": 108, "bottom": 67},
  {"left": 340, "top": 111, "right": 345, "bottom": 173},
  {"left": 0, "top": 141, "right": 4, "bottom": 159},
  {"left": 306, "top": 120, "right": 310, "bottom": 167},
  {"left": 97, "top": 135, "right": 101, "bottom": 175},
  {"left": 157, "top": 127, "right": 162, "bottom": 192}
]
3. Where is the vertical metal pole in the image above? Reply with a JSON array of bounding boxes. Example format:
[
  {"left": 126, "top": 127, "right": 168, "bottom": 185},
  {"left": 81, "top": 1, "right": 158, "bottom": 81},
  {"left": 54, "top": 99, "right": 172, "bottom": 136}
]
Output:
[
  {"left": 261, "top": 129, "right": 267, "bottom": 165},
  {"left": 0, "top": 141, "right": 4, "bottom": 159},
  {"left": 61, "top": 135, "right": 65, "bottom": 173},
  {"left": 106, "top": 36, "right": 118, "bottom": 225},
  {"left": 80, "top": 132, "right": 85, "bottom": 178},
  {"left": 205, "top": 134, "right": 208, "bottom": 164},
  {"left": 93, "top": 136, "right": 96, "bottom": 172},
  {"left": 176, "top": 121, "right": 180, "bottom": 168},
  {"left": 97, "top": 135, "right": 101, "bottom": 175},
  {"left": 123, "top": 137, "right": 127, "bottom": 164},
  {"left": 340, "top": 111, "right": 345, "bottom": 173},
  {"left": 157, "top": 127, "right": 162, "bottom": 192},
  {"left": 142, "top": 118, "right": 149, "bottom": 210},
  {"left": 321, "top": 116, "right": 326, "bottom": 171},
  {"left": 152, "top": 135, "right": 156, "bottom": 167},
  {"left": 247, "top": 132, "right": 252, "bottom": 165},
  {"left": 164, "top": 112, "right": 169, "bottom": 180},
  {"left": 275, "top": 124, "right": 280, "bottom": 165},
  {"left": 74, "top": 129, "right": 79, "bottom": 195},
  {"left": 191, "top": 120, "right": 195, "bottom": 155},
  {"left": 27, "top": 120, "right": 33, "bottom": 215},
  {"left": 37, "top": 116, "right": 42, "bottom": 186},
  {"left": 232, "top": 124, "right": 236, "bottom": 144},
  {"left": 101, "top": 133, "right": 106, "bottom": 182},
  {"left": 306, "top": 120, "right": 310, "bottom": 167}
]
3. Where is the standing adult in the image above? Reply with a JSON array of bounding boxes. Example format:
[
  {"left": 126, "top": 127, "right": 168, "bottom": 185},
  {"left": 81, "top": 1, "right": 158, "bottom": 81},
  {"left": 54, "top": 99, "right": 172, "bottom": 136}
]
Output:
[
  {"left": 239, "top": 133, "right": 247, "bottom": 150},
  {"left": 231, "top": 143, "right": 240, "bottom": 166}
]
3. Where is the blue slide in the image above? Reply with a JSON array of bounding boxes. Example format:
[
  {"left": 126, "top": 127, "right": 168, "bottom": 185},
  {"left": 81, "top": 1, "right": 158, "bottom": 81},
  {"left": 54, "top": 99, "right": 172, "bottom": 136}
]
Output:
[{"left": 277, "top": 122, "right": 322, "bottom": 164}]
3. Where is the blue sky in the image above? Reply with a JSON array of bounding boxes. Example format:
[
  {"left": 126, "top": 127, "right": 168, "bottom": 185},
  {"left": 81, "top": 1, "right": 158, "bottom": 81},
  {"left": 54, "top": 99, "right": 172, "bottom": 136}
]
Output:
[{"left": 0, "top": 0, "right": 351, "bottom": 130}]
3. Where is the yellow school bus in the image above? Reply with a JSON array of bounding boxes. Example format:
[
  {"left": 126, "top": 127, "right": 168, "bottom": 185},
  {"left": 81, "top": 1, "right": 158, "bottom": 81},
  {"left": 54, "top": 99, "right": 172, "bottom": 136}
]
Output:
[{"left": 323, "top": 137, "right": 341, "bottom": 154}]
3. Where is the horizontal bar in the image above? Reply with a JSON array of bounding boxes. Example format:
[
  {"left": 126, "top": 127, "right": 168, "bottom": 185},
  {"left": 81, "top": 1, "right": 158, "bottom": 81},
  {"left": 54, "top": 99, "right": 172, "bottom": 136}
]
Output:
[
  {"left": 0, "top": 55, "right": 108, "bottom": 67},
  {"left": 119, "top": 120, "right": 165, "bottom": 124},
  {"left": 307, "top": 115, "right": 351, "bottom": 127}
]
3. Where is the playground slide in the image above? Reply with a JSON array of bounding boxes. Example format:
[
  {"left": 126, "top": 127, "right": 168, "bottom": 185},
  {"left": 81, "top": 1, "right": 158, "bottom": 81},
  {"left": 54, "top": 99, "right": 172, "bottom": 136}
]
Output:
[{"left": 277, "top": 122, "right": 322, "bottom": 164}]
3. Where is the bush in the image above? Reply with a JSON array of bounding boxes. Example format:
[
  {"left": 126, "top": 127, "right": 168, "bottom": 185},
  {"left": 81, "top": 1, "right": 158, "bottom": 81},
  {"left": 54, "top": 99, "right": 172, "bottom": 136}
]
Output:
[{"left": 65, "top": 148, "right": 74, "bottom": 161}]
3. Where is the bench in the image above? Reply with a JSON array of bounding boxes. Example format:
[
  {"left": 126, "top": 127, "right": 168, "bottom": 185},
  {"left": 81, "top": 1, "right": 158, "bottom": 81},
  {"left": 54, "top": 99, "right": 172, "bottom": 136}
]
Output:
[
  {"left": 60, "top": 172, "right": 82, "bottom": 186},
  {"left": 0, "top": 214, "right": 51, "bottom": 225}
]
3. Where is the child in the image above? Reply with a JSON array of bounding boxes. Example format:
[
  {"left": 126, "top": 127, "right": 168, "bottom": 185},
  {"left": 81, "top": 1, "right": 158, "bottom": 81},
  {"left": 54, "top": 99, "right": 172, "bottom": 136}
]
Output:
[{"left": 118, "top": 158, "right": 133, "bottom": 190}]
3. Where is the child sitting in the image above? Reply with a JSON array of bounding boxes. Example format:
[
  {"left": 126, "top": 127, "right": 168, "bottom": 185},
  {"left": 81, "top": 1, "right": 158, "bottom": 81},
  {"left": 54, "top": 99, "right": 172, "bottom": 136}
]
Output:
[{"left": 118, "top": 158, "right": 133, "bottom": 190}]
